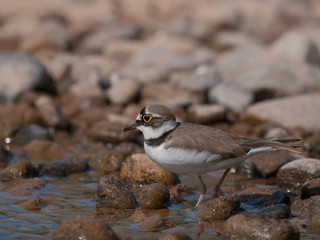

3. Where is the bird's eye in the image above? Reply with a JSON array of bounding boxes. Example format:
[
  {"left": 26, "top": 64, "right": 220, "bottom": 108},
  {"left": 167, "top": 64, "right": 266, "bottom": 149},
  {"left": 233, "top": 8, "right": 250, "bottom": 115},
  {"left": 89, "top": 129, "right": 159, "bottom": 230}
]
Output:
[{"left": 143, "top": 115, "right": 152, "bottom": 123}]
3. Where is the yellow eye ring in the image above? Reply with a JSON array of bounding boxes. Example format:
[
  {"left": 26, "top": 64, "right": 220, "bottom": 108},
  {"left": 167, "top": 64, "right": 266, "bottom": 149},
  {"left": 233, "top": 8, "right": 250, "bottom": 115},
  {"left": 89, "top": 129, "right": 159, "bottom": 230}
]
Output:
[{"left": 143, "top": 115, "right": 152, "bottom": 123}]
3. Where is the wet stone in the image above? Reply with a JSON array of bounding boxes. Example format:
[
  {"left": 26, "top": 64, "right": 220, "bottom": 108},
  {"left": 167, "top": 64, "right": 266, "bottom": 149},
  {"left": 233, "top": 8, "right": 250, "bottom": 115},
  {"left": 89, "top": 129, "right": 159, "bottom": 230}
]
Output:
[
  {"left": 291, "top": 195, "right": 320, "bottom": 217},
  {"left": 97, "top": 175, "right": 137, "bottom": 209},
  {"left": 7, "top": 177, "right": 48, "bottom": 196},
  {"left": 168, "top": 183, "right": 192, "bottom": 204},
  {"left": 0, "top": 51, "right": 54, "bottom": 103},
  {"left": 235, "top": 159, "right": 261, "bottom": 179},
  {"left": 137, "top": 213, "right": 174, "bottom": 232},
  {"left": 134, "top": 183, "right": 170, "bottom": 209},
  {"left": 20, "top": 197, "right": 47, "bottom": 210},
  {"left": 301, "top": 178, "right": 320, "bottom": 199},
  {"left": 47, "top": 216, "right": 120, "bottom": 240},
  {"left": 0, "top": 161, "right": 37, "bottom": 182},
  {"left": 88, "top": 150, "right": 127, "bottom": 173},
  {"left": 96, "top": 205, "right": 135, "bottom": 224},
  {"left": 222, "top": 214, "right": 300, "bottom": 240},
  {"left": 257, "top": 204, "right": 290, "bottom": 219},
  {"left": 120, "top": 153, "right": 180, "bottom": 186},
  {"left": 277, "top": 158, "right": 320, "bottom": 195},
  {"left": 13, "top": 124, "right": 52, "bottom": 146},
  {"left": 262, "top": 190, "right": 290, "bottom": 208},
  {"left": 195, "top": 193, "right": 240, "bottom": 221},
  {"left": 309, "top": 208, "right": 320, "bottom": 234},
  {"left": 159, "top": 232, "right": 192, "bottom": 240}
]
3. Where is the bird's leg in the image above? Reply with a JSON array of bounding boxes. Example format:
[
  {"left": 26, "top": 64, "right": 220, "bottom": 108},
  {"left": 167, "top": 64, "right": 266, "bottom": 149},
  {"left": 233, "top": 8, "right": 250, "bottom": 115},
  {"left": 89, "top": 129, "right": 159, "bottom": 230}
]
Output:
[
  {"left": 195, "top": 174, "right": 207, "bottom": 207},
  {"left": 213, "top": 168, "right": 231, "bottom": 198}
]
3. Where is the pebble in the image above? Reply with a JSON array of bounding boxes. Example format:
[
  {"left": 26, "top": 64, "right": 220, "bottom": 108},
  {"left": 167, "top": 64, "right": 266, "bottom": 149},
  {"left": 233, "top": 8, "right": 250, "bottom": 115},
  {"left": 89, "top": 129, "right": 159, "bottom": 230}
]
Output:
[
  {"left": 106, "top": 76, "right": 140, "bottom": 105},
  {"left": 301, "top": 178, "right": 320, "bottom": 199},
  {"left": 187, "top": 104, "right": 226, "bottom": 124},
  {"left": 195, "top": 193, "right": 240, "bottom": 221},
  {"left": 257, "top": 204, "right": 290, "bottom": 219},
  {"left": 134, "top": 183, "right": 170, "bottom": 209},
  {"left": 0, "top": 161, "right": 36, "bottom": 182},
  {"left": 13, "top": 124, "right": 52, "bottom": 146},
  {"left": 270, "top": 30, "right": 320, "bottom": 67},
  {"left": 120, "top": 153, "right": 180, "bottom": 186},
  {"left": 47, "top": 216, "right": 120, "bottom": 240},
  {"left": 222, "top": 214, "right": 300, "bottom": 240},
  {"left": 290, "top": 195, "right": 320, "bottom": 217},
  {"left": 35, "top": 95, "right": 70, "bottom": 129},
  {"left": 97, "top": 175, "right": 137, "bottom": 209},
  {"left": 0, "top": 51, "right": 54, "bottom": 103},
  {"left": 237, "top": 61, "right": 305, "bottom": 100},
  {"left": 7, "top": 177, "right": 48, "bottom": 196},
  {"left": 0, "top": 147, "right": 12, "bottom": 169},
  {"left": 277, "top": 158, "right": 320, "bottom": 195},
  {"left": 88, "top": 150, "right": 126, "bottom": 173},
  {"left": 243, "top": 93, "right": 320, "bottom": 132},
  {"left": 20, "top": 197, "right": 47, "bottom": 210},
  {"left": 208, "top": 81, "right": 254, "bottom": 113}
]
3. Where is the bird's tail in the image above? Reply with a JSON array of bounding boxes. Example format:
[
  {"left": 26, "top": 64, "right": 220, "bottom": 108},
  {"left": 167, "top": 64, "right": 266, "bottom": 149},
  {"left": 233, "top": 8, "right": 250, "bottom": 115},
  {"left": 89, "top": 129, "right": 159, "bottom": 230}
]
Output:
[{"left": 241, "top": 138, "right": 302, "bottom": 154}]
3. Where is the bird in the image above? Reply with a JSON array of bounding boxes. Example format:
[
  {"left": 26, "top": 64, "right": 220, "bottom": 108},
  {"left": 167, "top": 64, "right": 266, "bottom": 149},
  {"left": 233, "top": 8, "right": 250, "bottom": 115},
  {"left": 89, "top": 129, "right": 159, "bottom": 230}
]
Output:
[{"left": 123, "top": 104, "right": 301, "bottom": 207}]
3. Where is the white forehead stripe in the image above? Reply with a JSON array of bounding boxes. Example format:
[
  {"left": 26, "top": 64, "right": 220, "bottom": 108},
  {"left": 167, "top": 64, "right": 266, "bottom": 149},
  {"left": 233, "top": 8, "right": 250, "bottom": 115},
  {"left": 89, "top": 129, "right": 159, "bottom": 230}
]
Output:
[{"left": 136, "top": 113, "right": 141, "bottom": 121}]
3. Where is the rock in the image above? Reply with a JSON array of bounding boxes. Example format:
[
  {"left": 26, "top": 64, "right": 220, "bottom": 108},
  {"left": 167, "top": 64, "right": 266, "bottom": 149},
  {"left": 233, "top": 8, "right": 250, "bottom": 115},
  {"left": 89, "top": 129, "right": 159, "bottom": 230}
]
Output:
[
  {"left": 97, "top": 175, "right": 137, "bottom": 209},
  {"left": 216, "top": 45, "right": 267, "bottom": 82},
  {"left": 208, "top": 82, "right": 254, "bottom": 113},
  {"left": 137, "top": 212, "right": 174, "bottom": 232},
  {"left": 309, "top": 208, "right": 320, "bottom": 233},
  {"left": 0, "top": 147, "right": 12, "bottom": 169},
  {"left": 179, "top": 66, "right": 222, "bottom": 92},
  {"left": 13, "top": 124, "right": 52, "bottom": 146},
  {"left": 243, "top": 93, "right": 320, "bottom": 132},
  {"left": 187, "top": 104, "right": 226, "bottom": 124},
  {"left": 301, "top": 178, "right": 320, "bottom": 199},
  {"left": 195, "top": 194, "right": 240, "bottom": 221},
  {"left": 249, "top": 151, "right": 293, "bottom": 177},
  {"left": 264, "top": 127, "right": 290, "bottom": 139},
  {"left": 0, "top": 161, "right": 36, "bottom": 182},
  {"left": 0, "top": 103, "right": 41, "bottom": 140},
  {"left": 96, "top": 205, "right": 135, "bottom": 224},
  {"left": 257, "top": 204, "right": 290, "bottom": 219},
  {"left": 87, "top": 121, "right": 136, "bottom": 144},
  {"left": 277, "top": 158, "right": 320, "bottom": 195},
  {"left": 128, "top": 47, "right": 198, "bottom": 74},
  {"left": 141, "top": 82, "right": 203, "bottom": 107},
  {"left": 106, "top": 76, "right": 140, "bottom": 105},
  {"left": 7, "top": 177, "right": 48, "bottom": 196},
  {"left": 290, "top": 195, "right": 320, "bottom": 217},
  {"left": 88, "top": 150, "right": 126, "bottom": 173},
  {"left": 0, "top": 51, "right": 54, "bottom": 103},
  {"left": 168, "top": 183, "right": 192, "bottom": 204},
  {"left": 235, "top": 159, "right": 261, "bottom": 179},
  {"left": 20, "top": 197, "right": 47, "bottom": 210},
  {"left": 237, "top": 61, "right": 305, "bottom": 101},
  {"left": 103, "top": 40, "right": 143, "bottom": 62},
  {"left": 114, "top": 142, "right": 144, "bottom": 156},
  {"left": 22, "top": 140, "right": 70, "bottom": 162},
  {"left": 47, "top": 216, "right": 119, "bottom": 240},
  {"left": 214, "top": 30, "right": 257, "bottom": 50},
  {"left": 35, "top": 95, "right": 70, "bottom": 129},
  {"left": 120, "top": 154, "right": 180, "bottom": 186},
  {"left": 134, "top": 183, "right": 170, "bottom": 209},
  {"left": 36, "top": 157, "right": 88, "bottom": 177},
  {"left": 262, "top": 190, "right": 290, "bottom": 208},
  {"left": 270, "top": 30, "right": 320, "bottom": 67},
  {"left": 159, "top": 232, "right": 192, "bottom": 240},
  {"left": 222, "top": 214, "right": 300, "bottom": 240}
]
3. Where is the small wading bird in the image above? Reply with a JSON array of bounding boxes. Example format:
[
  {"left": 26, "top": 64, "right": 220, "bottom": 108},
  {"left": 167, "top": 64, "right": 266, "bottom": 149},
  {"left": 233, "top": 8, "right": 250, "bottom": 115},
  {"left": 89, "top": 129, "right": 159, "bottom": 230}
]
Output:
[{"left": 124, "top": 104, "right": 301, "bottom": 207}]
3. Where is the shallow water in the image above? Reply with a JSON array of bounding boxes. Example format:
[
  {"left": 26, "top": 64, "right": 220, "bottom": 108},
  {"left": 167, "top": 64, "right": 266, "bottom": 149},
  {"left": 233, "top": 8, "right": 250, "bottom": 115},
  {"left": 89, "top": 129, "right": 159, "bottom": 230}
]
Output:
[{"left": 0, "top": 171, "right": 319, "bottom": 239}]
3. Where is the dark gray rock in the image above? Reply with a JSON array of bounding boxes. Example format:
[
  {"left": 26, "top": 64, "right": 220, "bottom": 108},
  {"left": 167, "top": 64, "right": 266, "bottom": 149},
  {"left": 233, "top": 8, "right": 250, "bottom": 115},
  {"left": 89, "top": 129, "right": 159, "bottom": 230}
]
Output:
[
  {"left": 13, "top": 124, "right": 52, "bottom": 146},
  {"left": 301, "top": 178, "right": 320, "bottom": 199},
  {"left": 257, "top": 204, "right": 290, "bottom": 219},
  {"left": 0, "top": 160, "right": 37, "bottom": 182}
]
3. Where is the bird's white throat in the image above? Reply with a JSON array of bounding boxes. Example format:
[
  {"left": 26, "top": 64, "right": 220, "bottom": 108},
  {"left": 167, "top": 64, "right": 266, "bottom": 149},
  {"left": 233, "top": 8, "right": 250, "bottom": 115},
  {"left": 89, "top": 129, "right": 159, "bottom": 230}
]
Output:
[{"left": 137, "top": 120, "right": 178, "bottom": 140}]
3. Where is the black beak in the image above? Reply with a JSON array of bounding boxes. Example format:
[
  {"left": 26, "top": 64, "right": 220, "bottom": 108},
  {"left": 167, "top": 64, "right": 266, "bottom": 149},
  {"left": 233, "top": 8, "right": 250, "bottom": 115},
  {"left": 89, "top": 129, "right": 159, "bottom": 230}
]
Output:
[{"left": 123, "top": 123, "right": 137, "bottom": 132}]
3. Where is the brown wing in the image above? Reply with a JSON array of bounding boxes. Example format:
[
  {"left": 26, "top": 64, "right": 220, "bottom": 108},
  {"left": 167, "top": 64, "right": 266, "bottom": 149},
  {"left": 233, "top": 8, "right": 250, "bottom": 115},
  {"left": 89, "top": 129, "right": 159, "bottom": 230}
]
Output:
[{"left": 165, "top": 123, "right": 248, "bottom": 159}]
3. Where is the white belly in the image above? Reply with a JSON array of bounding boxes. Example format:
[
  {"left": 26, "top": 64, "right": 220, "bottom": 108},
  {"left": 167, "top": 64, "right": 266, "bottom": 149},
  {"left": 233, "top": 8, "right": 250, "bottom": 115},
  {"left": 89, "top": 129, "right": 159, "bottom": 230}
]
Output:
[{"left": 144, "top": 143, "right": 224, "bottom": 174}]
